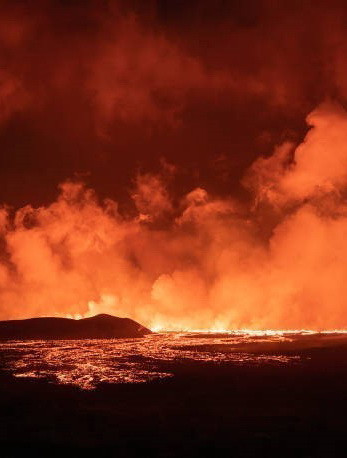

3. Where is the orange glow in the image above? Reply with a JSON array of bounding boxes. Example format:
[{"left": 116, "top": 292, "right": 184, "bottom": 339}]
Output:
[
  {"left": 2, "top": 102, "right": 347, "bottom": 330},
  {"left": 4, "top": 329, "right": 347, "bottom": 389},
  {"left": 2, "top": 331, "right": 304, "bottom": 389}
]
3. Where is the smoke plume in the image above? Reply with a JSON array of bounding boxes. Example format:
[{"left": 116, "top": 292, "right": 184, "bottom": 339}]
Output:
[
  {"left": 2, "top": 2, "right": 347, "bottom": 329},
  {"left": 0, "top": 102, "right": 347, "bottom": 330}
]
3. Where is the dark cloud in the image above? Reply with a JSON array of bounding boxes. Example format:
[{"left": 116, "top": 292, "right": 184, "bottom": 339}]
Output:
[{"left": 0, "top": 0, "right": 346, "bottom": 210}]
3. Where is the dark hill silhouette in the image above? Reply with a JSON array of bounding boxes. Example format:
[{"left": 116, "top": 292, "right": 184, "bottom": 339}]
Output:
[{"left": 0, "top": 314, "right": 151, "bottom": 340}]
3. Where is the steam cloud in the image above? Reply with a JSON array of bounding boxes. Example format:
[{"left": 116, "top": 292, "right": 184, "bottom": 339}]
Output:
[{"left": 0, "top": 102, "right": 347, "bottom": 330}]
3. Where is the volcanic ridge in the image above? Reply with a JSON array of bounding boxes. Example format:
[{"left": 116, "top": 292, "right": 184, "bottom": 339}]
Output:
[{"left": 0, "top": 314, "right": 151, "bottom": 340}]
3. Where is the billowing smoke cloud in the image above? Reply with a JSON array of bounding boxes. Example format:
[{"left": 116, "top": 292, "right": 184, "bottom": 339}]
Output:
[
  {"left": 3, "top": 3, "right": 347, "bottom": 329},
  {"left": 245, "top": 102, "right": 347, "bottom": 206},
  {"left": 1, "top": 101, "right": 347, "bottom": 330}
]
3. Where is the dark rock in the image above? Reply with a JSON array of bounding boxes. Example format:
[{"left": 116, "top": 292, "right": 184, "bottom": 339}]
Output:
[{"left": 0, "top": 314, "right": 151, "bottom": 340}]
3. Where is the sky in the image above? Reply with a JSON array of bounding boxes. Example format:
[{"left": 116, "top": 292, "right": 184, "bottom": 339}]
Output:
[
  {"left": 2, "top": 0, "right": 347, "bottom": 329},
  {"left": 2, "top": 0, "right": 344, "bottom": 208}
]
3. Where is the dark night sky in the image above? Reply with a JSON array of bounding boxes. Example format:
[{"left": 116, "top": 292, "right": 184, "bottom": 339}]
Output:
[{"left": 0, "top": 0, "right": 346, "bottom": 209}]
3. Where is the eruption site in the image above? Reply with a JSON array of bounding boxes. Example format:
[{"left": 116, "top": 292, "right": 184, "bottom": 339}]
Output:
[
  {"left": 0, "top": 102, "right": 346, "bottom": 331},
  {"left": 1, "top": 1, "right": 347, "bottom": 330}
]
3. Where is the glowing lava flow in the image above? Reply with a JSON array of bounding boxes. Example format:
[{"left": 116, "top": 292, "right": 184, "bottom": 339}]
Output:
[{"left": 0, "top": 331, "right": 305, "bottom": 389}]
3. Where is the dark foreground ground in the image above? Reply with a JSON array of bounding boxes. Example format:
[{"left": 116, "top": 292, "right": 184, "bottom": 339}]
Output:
[{"left": 2, "top": 340, "right": 347, "bottom": 457}]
